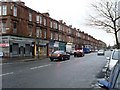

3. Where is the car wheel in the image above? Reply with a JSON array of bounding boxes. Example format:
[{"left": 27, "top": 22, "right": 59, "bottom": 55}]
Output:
[
  {"left": 60, "top": 57, "right": 64, "bottom": 61},
  {"left": 82, "top": 54, "right": 84, "bottom": 57},
  {"left": 68, "top": 57, "right": 70, "bottom": 60},
  {"left": 74, "top": 54, "right": 76, "bottom": 57}
]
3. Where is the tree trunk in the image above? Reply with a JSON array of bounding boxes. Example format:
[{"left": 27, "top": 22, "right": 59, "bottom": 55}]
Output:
[{"left": 115, "top": 32, "right": 120, "bottom": 49}]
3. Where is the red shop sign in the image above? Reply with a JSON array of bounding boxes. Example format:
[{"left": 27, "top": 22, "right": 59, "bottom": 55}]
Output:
[{"left": 0, "top": 43, "right": 9, "bottom": 47}]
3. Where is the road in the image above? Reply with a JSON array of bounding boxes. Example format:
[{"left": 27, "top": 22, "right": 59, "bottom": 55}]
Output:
[{"left": 2, "top": 51, "right": 112, "bottom": 88}]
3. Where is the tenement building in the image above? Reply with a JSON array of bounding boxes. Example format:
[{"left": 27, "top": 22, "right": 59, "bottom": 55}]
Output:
[{"left": 0, "top": 1, "right": 106, "bottom": 58}]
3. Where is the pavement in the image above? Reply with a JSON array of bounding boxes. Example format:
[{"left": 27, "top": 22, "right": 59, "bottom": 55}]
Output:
[{"left": 0, "top": 56, "right": 48, "bottom": 63}]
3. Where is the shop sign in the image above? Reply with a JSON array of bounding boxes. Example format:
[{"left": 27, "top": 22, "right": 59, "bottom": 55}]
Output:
[
  {"left": 54, "top": 42, "right": 59, "bottom": 47},
  {"left": 0, "top": 43, "right": 9, "bottom": 47}
]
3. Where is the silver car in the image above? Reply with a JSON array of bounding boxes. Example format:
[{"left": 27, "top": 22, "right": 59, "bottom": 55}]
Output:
[
  {"left": 97, "top": 49, "right": 105, "bottom": 55},
  {"left": 107, "top": 49, "right": 120, "bottom": 71}
]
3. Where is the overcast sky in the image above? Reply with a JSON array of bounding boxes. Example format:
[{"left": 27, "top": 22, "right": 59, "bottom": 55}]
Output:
[{"left": 17, "top": 0, "right": 115, "bottom": 46}]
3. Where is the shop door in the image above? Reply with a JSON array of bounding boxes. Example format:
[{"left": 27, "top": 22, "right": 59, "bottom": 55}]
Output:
[{"left": 20, "top": 46, "right": 24, "bottom": 56}]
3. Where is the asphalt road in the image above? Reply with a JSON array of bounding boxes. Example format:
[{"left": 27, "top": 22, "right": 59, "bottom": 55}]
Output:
[{"left": 2, "top": 51, "right": 112, "bottom": 88}]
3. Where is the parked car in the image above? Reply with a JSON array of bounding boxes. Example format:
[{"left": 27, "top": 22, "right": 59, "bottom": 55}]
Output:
[
  {"left": 49, "top": 50, "right": 70, "bottom": 61},
  {"left": 97, "top": 61, "right": 120, "bottom": 90},
  {"left": 107, "top": 49, "right": 120, "bottom": 71},
  {"left": 74, "top": 49, "right": 84, "bottom": 57},
  {"left": 83, "top": 47, "right": 90, "bottom": 53},
  {"left": 97, "top": 49, "right": 105, "bottom": 55}
]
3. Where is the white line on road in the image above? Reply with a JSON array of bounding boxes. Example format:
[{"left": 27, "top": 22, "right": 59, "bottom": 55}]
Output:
[
  {"left": 0, "top": 72, "right": 14, "bottom": 77},
  {"left": 30, "top": 64, "right": 51, "bottom": 70},
  {"left": 59, "top": 60, "right": 69, "bottom": 63}
]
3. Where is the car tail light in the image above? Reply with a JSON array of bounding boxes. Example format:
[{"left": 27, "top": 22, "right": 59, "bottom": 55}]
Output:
[
  {"left": 80, "top": 50, "right": 83, "bottom": 52},
  {"left": 49, "top": 54, "right": 51, "bottom": 56},
  {"left": 77, "top": 50, "right": 79, "bottom": 52},
  {"left": 57, "top": 54, "right": 60, "bottom": 57}
]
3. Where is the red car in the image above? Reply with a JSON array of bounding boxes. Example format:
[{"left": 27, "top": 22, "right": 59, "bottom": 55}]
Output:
[
  {"left": 74, "top": 49, "right": 84, "bottom": 57},
  {"left": 49, "top": 50, "right": 70, "bottom": 61}
]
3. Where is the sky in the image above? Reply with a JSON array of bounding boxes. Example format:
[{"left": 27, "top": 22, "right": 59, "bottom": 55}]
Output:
[{"left": 15, "top": 0, "right": 115, "bottom": 46}]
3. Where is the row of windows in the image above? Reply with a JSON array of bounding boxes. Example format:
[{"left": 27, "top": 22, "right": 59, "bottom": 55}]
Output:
[
  {"left": 0, "top": 5, "right": 80, "bottom": 37},
  {"left": 0, "top": 21, "right": 89, "bottom": 41},
  {"left": 0, "top": 5, "right": 94, "bottom": 42},
  {"left": 50, "top": 32, "right": 73, "bottom": 42},
  {"left": 0, "top": 5, "right": 17, "bottom": 16},
  {"left": 0, "top": 22, "right": 17, "bottom": 34},
  {"left": 36, "top": 28, "right": 47, "bottom": 39}
]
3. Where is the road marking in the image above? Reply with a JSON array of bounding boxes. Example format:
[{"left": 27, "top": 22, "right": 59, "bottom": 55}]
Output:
[
  {"left": 59, "top": 60, "right": 70, "bottom": 64},
  {"left": 30, "top": 64, "right": 51, "bottom": 70},
  {"left": 0, "top": 63, "right": 14, "bottom": 65},
  {"left": 0, "top": 72, "right": 14, "bottom": 76}
]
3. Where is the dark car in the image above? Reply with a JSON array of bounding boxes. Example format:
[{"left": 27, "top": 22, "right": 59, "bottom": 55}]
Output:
[
  {"left": 97, "top": 61, "right": 120, "bottom": 90},
  {"left": 74, "top": 49, "right": 84, "bottom": 57},
  {"left": 49, "top": 50, "right": 70, "bottom": 61}
]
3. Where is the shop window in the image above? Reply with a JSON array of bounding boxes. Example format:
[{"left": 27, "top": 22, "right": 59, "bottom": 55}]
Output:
[
  {"left": 25, "top": 44, "right": 30, "bottom": 55},
  {"left": 12, "top": 43, "right": 19, "bottom": 55},
  {"left": 10, "top": 45, "right": 12, "bottom": 52}
]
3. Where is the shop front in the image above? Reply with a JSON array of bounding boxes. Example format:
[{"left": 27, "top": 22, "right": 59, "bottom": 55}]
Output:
[
  {"left": 36, "top": 39, "right": 49, "bottom": 57},
  {"left": 1, "top": 36, "right": 34, "bottom": 57}
]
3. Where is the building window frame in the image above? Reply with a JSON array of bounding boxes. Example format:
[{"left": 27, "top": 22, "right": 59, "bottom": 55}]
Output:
[
  {"left": 40, "top": 16, "right": 42, "bottom": 24},
  {"left": 13, "top": 22, "right": 17, "bottom": 33},
  {"left": 40, "top": 29, "right": 42, "bottom": 38},
  {"left": 29, "top": 12, "right": 32, "bottom": 21},
  {"left": 36, "top": 27, "right": 40, "bottom": 37},
  {"left": 13, "top": 6, "right": 17, "bottom": 16},
  {"left": 51, "top": 32, "right": 54, "bottom": 40},
  {"left": 0, "top": 6, "right": 1, "bottom": 16},
  {"left": 36, "top": 15, "right": 39, "bottom": 23},
  {"left": 28, "top": 25, "right": 32, "bottom": 36},
  {"left": 44, "top": 18, "right": 46, "bottom": 26},
  {"left": 1, "top": 5, "right": 7, "bottom": 15},
  {"left": 50, "top": 21, "right": 53, "bottom": 28},
  {"left": 44, "top": 30, "right": 47, "bottom": 39},
  {"left": 1, "top": 22, "right": 6, "bottom": 33}
]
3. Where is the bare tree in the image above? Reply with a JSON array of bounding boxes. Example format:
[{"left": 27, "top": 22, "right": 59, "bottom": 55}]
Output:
[{"left": 87, "top": 0, "right": 120, "bottom": 49}]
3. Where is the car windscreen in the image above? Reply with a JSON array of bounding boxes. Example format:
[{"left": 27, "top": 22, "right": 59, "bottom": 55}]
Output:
[
  {"left": 112, "top": 51, "right": 120, "bottom": 60},
  {"left": 98, "top": 50, "right": 104, "bottom": 52}
]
